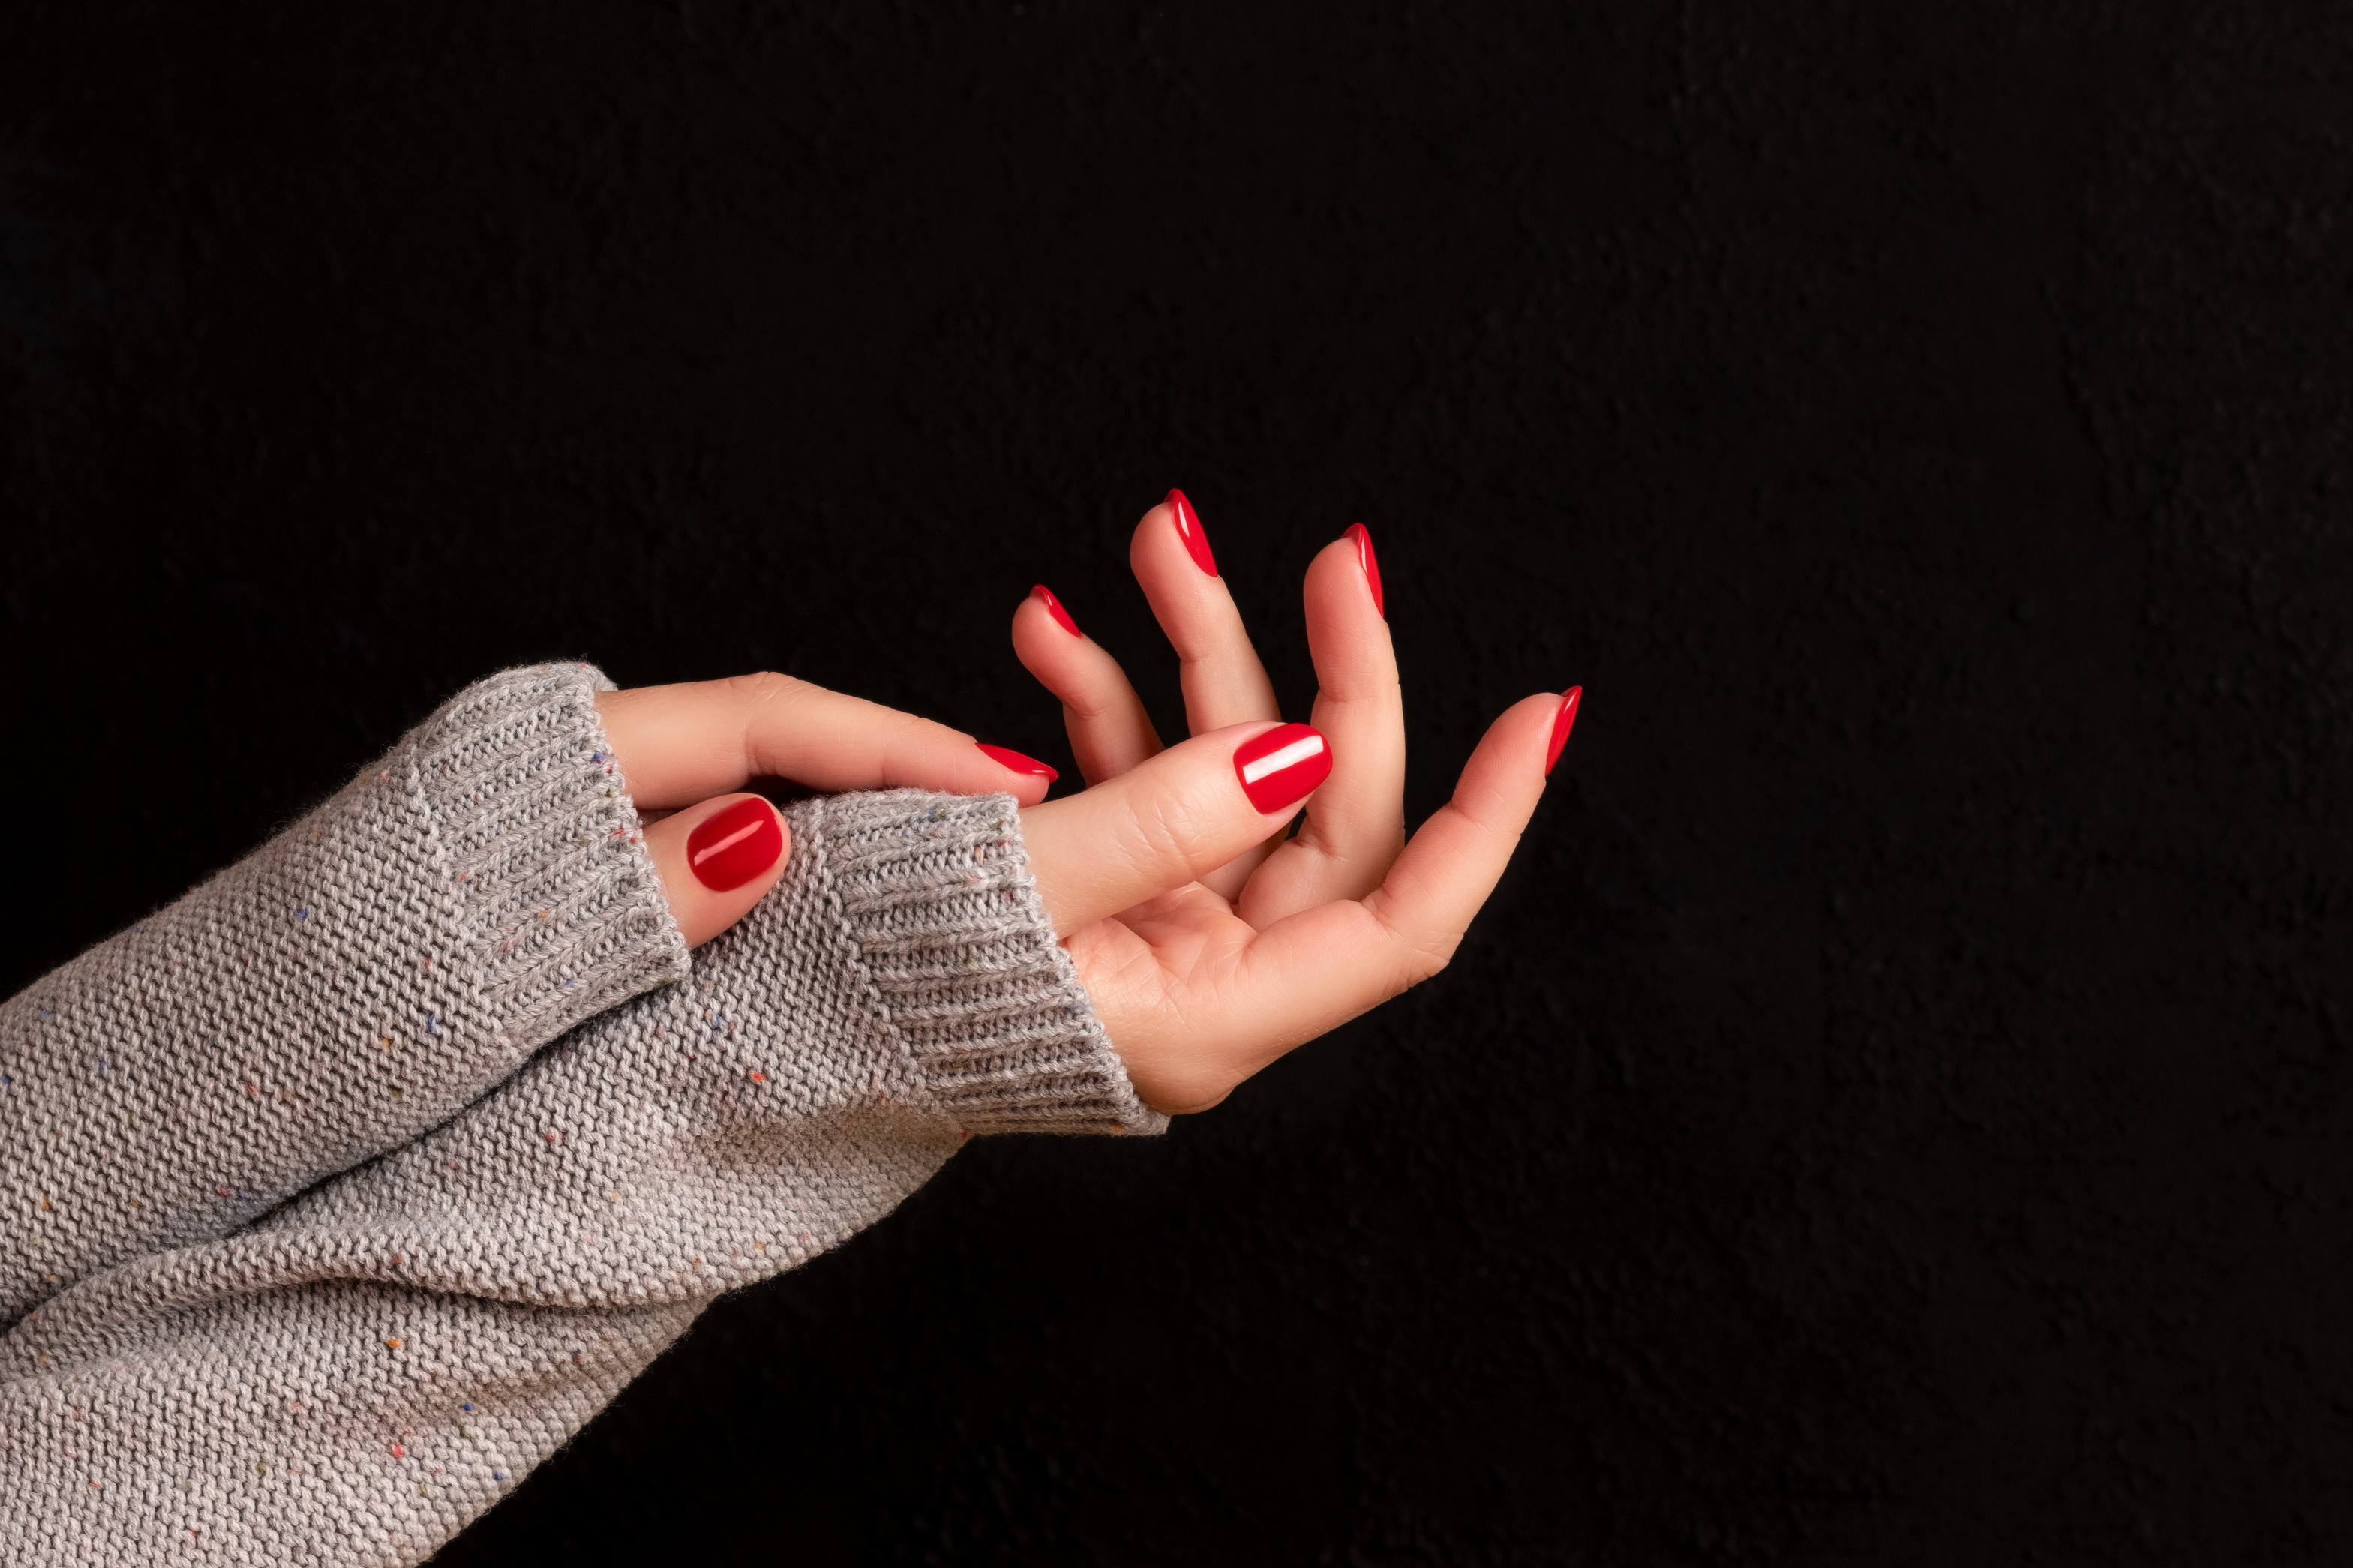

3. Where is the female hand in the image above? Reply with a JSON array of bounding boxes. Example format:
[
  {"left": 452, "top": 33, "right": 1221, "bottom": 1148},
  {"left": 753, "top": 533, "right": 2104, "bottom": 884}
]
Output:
[
  {"left": 594, "top": 673, "right": 1061, "bottom": 946},
  {"left": 1012, "top": 494, "right": 1580, "bottom": 1114}
]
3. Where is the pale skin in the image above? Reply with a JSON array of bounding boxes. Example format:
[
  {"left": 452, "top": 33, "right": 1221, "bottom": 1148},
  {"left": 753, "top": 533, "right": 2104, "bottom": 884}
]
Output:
[{"left": 599, "top": 497, "right": 1565, "bottom": 1116}]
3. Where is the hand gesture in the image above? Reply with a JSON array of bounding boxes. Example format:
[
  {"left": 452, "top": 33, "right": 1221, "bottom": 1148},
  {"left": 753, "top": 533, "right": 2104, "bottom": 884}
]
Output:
[{"left": 1012, "top": 494, "right": 1579, "bottom": 1113}]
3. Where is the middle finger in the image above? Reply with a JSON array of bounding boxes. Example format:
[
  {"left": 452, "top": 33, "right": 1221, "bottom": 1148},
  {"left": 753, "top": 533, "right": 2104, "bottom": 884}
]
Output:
[{"left": 1133, "top": 490, "right": 1283, "bottom": 736}]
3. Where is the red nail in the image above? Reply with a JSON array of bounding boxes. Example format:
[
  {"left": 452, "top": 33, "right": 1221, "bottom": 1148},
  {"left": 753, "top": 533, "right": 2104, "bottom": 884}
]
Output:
[
  {"left": 1544, "top": 687, "right": 1582, "bottom": 777},
  {"left": 977, "top": 742, "right": 1058, "bottom": 781},
  {"left": 1167, "top": 488, "right": 1218, "bottom": 577},
  {"left": 1031, "top": 584, "right": 1082, "bottom": 638},
  {"left": 1232, "top": 723, "right": 1332, "bottom": 814},
  {"left": 1344, "top": 522, "right": 1385, "bottom": 618},
  {"left": 686, "top": 797, "right": 786, "bottom": 892}
]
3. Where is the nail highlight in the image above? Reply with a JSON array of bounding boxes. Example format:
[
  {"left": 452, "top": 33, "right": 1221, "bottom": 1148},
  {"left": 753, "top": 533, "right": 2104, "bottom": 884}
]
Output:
[
  {"left": 1344, "top": 522, "right": 1385, "bottom": 618},
  {"left": 977, "top": 742, "right": 1059, "bottom": 781},
  {"left": 1031, "top": 584, "right": 1082, "bottom": 638},
  {"left": 686, "top": 797, "right": 786, "bottom": 892},
  {"left": 1167, "top": 488, "right": 1218, "bottom": 577},
  {"left": 1544, "top": 687, "right": 1582, "bottom": 777},
  {"left": 1232, "top": 723, "right": 1332, "bottom": 814}
]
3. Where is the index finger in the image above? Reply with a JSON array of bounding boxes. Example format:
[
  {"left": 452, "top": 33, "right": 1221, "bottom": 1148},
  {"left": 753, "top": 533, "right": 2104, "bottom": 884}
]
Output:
[{"left": 596, "top": 671, "right": 1056, "bottom": 811}]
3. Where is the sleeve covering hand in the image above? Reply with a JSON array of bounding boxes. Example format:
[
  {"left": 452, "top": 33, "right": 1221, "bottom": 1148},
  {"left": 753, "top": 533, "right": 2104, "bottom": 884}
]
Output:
[{"left": 0, "top": 670, "right": 1159, "bottom": 1565}]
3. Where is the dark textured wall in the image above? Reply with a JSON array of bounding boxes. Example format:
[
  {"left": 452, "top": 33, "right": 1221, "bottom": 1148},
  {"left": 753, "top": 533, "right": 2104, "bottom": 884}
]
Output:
[{"left": 5, "top": 2, "right": 2350, "bottom": 1562}]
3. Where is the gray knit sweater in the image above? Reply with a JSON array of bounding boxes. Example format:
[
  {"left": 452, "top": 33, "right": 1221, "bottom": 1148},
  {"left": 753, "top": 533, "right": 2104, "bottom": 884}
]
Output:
[{"left": 0, "top": 664, "right": 1160, "bottom": 1566}]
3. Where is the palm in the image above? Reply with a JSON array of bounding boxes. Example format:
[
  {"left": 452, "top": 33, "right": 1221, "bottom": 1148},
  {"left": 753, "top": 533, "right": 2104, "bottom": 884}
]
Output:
[
  {"left": 1067, "top": 888, "right": 1245, "bottom": 1017},
  {"left": 1061, "top": 881, "right": 1276, "bottom": 1114}
]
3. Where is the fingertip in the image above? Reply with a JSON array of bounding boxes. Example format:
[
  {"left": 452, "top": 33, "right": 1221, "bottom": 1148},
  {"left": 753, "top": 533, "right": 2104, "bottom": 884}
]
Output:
[
  {"left": 1444, "top": 692, "right": 1566, "bottom": 823},
  {"left": 978, "top": 742, "right": 1061, "bottom": 802},
  {"left": 977, "top": 741, "right": 1058, "bottom": 781},
  {"left": 1232, "top": 721, "right": 1331, "bottom": 817},
  {"left": 1343, "top": 522, "right": 1384, "bottom": 618},
  {"left": 685, "top": 795, "right": 788, "bottom": 892},
  {"left": 1300, "top": 535, "right": 1397, "bottom": 691},
  {"left": 1130, "top": 499, "right": 1172, "bottom": 569},
  {"left": 1166, "top": 488, "right": 1218, "bottom": 577},
  {"left": 1132, "top": 493, "right": 1218, "bottom": 585},
  {"left": 1303, "top": 533, "right": 1361, "bottom": 586},
  {"left": 1010, "top": 593, "right": 1064, "bottom": 683},
  {"left": 1544, "top": 687, "right": 1582, "bottom": 777},
  {"left": 1494, "top": 688, "right": 1568, "bottom": 776},
  {"left": 1030, "top": 583, "right": 1084, "bottom": 638},
  {"left": 647, "top": 793, "right": 794, "bottom": 949}
]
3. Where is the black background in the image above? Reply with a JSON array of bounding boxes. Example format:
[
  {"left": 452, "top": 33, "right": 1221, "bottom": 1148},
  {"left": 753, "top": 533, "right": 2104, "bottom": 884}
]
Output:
[{"left": 5, "top": 2, "right": 2351, "bottom": 1562}]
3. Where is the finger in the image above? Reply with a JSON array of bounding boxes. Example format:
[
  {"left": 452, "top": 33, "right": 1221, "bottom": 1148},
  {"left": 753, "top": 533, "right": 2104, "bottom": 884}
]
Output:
[
  {"left": 1131, "top": 491, "right": 1283, "bottom": 736},
  {"left": 1204, "top": 689, "right": 1568, "bottom": 1087},
  {"left": 1235, "top": 529, "right": 1407, "bottom": 925},
  {"left": 1011, "top": 585, "right": 1163, "bottom": 784},
  {"left": 597, "top": 673, "right": 1056, "bottom": 812},
  {"left": 1019, "top": 718, "right": 1333, "bottom": 937},
  {"left": 1132, "top": 491, "right": 1287, "bottom": 901},
  {"left": 640, "top": 793, "right": 792, "bottom": 949}
]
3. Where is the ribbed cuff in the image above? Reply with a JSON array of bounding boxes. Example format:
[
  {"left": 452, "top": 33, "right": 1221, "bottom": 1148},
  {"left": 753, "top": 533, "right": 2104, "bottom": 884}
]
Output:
[
  {"left": 405, "top": 664, "right": 691, "bottom": 1044},
  {"left": 793, "top": 789, "right": 1168, "bottom": 1136}
]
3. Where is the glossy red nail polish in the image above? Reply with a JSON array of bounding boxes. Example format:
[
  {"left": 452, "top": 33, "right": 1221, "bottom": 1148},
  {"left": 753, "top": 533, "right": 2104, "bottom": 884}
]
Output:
[
  {"left": 1344, "top": 522, "right": 1385, "bottom": 618},
  {"left": 1167, "top": 488, "right": 1218, "bottom": 577},
  {"left": 977, "top": 742, "right": 1058, "bottom": 781},
  {"left": 686, "top": 796, "right": 785, "bottom": 892},
  {"left": 1031, "top": 583, "right": 1082, "bottom": 638},
  {"left": 1232, "top": 723, "right": 1332, "bottom": 814},
  {"left": 1544, "top": 687, "right": 1582, "bottom": 777}
]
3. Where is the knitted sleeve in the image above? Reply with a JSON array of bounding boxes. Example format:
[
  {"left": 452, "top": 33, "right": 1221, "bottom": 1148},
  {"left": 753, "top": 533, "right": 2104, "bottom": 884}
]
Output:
[
  {"left": 0, "top": 664, "right": 690, "bottom": 1332},
  {"left": 0, "top": 789, "right": 1161, "bottom": 1567}
]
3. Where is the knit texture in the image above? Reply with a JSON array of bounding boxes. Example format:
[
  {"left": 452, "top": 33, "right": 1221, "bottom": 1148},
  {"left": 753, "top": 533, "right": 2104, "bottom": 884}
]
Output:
[
  {"left": 818, "top": 792, "right": 1169, "bottom": 1135},
  {"left": 0, "top": 689, "right": 1157, "bottom": 1564},
  {"left": 0, "top": 664, "right": 687, "bottom": 1332}
]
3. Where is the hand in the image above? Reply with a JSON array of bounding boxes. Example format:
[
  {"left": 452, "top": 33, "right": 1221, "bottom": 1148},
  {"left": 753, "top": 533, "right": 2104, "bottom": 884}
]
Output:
[
  {"left": 595, "top": 673, "right": 1060, "bottom": 946},
  {"left": 1012, "top": 494, "right": 1580, "bottom": 1114}
]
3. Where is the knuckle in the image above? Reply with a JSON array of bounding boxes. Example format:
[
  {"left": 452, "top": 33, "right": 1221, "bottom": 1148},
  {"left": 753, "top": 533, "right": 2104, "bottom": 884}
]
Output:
[
  {"left": 1397, "top": 931, "right": 1460, "bottom": 990},
  {"left": 1063, "top": 682, "right": 1133, "bottom": 724},
  {"left": 1119, "top": 784, "right": 1202, "bottom": 886},
  {"left": 723, "top": 670, "right": 806, "bottom": 710}
]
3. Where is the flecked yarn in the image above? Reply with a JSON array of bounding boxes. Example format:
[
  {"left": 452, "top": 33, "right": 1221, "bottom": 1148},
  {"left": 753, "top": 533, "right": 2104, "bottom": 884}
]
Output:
[{"left": 0, "top": 666, "right": 1158, "bottom": 1565}]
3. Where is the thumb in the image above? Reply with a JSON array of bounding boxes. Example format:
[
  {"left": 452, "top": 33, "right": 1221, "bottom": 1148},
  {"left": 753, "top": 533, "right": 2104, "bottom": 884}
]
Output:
[
  {"left": 641, "top": 793, "right": 792, "bottom": 948},
  {"left": 1019, "top": 720, "right": 1330, "bottom": 937}
]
